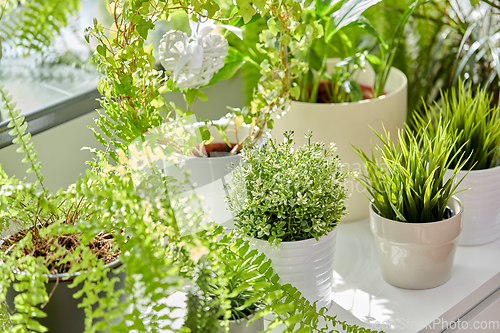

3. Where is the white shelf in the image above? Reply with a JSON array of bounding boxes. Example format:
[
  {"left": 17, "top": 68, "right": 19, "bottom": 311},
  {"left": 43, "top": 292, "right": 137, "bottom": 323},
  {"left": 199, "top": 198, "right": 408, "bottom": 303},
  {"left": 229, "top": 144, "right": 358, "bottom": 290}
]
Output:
[{"left": 330, "top": 219, "right": 500, "bottom": 332}]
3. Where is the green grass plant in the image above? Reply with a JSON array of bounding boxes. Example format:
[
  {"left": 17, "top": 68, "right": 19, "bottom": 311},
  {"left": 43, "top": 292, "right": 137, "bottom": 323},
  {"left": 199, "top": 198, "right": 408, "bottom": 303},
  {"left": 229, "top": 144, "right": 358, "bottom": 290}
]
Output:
[
  {"left": 416, "top": 81, "right": 500, "bottom": 170},
  {"left": 354, "top": 124, "right": 468, "bottom": 223}
]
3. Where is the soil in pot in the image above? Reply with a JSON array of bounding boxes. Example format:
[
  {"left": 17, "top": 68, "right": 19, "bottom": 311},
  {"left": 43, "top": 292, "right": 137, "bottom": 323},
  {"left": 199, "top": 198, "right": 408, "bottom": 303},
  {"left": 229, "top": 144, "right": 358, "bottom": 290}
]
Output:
[
  {"left": 192, "top": 142, "right": 237, "bottom": 157},
  {"left": 0, "top": 224, "right": 120, "bottom": 274},
  {"left": 300, "top": 81, "right": 384, "bottom": 103}
]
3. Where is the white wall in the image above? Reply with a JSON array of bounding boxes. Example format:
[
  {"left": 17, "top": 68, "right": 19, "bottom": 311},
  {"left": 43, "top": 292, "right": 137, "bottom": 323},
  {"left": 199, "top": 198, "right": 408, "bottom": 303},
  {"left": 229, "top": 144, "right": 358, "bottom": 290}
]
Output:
[
  {"left": 0, "top": 112, "right": 97, "bottom": 193},
  {"left": 0, "top": 75, "right": 246, "bottom": 193}
]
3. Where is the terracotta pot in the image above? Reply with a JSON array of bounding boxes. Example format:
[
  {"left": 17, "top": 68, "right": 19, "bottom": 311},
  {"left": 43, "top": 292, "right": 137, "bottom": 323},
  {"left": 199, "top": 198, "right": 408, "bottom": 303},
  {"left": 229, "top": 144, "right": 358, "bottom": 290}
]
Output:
[
  {"left": 370, "top": 197, "right": 462, "bottom": 289},
  {"left": 248, "top": 229, "right": 337, "bottom": 309},
  {"left": 445, "top": 166, "right": 500, "bottom": 246},
  {"left": 271, "top": 62, "right": 407, "bottom": 222}
]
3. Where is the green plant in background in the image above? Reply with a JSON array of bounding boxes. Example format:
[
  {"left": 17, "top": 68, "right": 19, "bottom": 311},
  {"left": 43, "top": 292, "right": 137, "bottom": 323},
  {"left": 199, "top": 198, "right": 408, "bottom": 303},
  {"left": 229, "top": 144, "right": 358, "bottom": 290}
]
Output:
[
  {"left": 354, "top": 124, "right": 469, "bottom": 223},
  {"left": 227, "top": 0, "right": 423, "bottom": 105},
  {"left": 371, "top": 0, "right": 500, "bottom": 113},
  {"left": 0, "top": 0, "right": 81, "bottom": 55},
  {"left": 293, "top": 0, "right": 381, "bottom": 103},
  {"left": 226, "top": 131, "right": 349, "bottom": 245},
  {"left": 226, "top": 0, "right": 381, "bottom": 104},
  {"left": 415, "top": 81, "right": 500, "bottom": 171}
]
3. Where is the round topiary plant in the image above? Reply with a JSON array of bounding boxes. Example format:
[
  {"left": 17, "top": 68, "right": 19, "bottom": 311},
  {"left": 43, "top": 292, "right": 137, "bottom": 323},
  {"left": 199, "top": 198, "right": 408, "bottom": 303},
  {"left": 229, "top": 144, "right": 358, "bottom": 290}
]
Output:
[{"left": 226, "top": 131, "right": 349, "bottom": 245}]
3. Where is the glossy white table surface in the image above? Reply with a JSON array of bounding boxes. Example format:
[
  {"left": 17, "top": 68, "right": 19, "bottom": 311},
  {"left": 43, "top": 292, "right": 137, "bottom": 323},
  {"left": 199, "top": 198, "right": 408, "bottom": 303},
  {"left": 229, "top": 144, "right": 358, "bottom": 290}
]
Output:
[
  {"left": 330, "top": 218, "right": 500, "bottom": 333},
  {"left": 153, "top": 217, "right": 500, "bottom": 333}
]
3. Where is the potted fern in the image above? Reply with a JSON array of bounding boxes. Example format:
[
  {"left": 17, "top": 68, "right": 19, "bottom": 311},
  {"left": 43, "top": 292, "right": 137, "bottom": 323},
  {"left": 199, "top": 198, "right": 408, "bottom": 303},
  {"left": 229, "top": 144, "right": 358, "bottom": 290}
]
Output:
[
  {"left": 415, "top": 82, "right": 500, "bottom": 246},
  {"left": 225, "top": 131, "right": 349, "bottom": 308},
  {"left": 0, "top": 84, "right": 124, "bottom": 333},
  {"left": 354, "top": 124, "right": 468, "bottom": 289},
  {"left": 269, "top": 0, "right": 424, "bottom": 222}
]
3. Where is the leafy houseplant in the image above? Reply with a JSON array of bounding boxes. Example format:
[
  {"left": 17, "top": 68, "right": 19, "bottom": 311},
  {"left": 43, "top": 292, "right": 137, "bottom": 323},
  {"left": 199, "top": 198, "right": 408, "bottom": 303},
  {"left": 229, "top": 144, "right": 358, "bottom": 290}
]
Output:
[
  {"left": 379, "top": 0, "right": 500, "bottom": 115},
  {"left": 87, "top": 0, "right": 312, "bottom": 230},
  {"left": 0, "top": 83, "right": 124, "bottom": 333},
  {"left": 269, "top": 0, "right": 424, "bottom": 222},
  {"left": 184, "top": 257, "right": 264, "bottom": 333},
  {"left": 353, "top": 124, "right": 468, "bottom": 289},
  {"left": 226, "top": 131, "right": 349, "bottom": 308},
  {"left": 415, "top": 82, "right": 500, "bottom": 245},
  {"left": 85, "top": 1, "right": 382, "bottom": 332}
]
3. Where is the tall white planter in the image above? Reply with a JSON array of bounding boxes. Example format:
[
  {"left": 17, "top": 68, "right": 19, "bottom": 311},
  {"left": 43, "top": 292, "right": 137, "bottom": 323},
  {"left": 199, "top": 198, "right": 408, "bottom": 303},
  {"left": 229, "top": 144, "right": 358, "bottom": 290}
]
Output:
[
  {"left": 370, "top": 197, "right": 463, "bottom": 289},
  {"left": 248, "top": 229, "right": 337, "bottom": 309},
  {"left": 271, "top": 64, "right": 407, "bottom": 222},
  {"left": 163, "top": 120, "right": 248, "bottom": 229},
  {"left": 445, "top": 166, "right": 500, "bottom": 246}
]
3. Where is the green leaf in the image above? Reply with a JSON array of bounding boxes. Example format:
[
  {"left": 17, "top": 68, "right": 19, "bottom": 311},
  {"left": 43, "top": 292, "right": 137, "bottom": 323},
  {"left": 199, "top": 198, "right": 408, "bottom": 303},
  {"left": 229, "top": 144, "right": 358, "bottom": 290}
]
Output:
[
  {"left": 96, "top": 45, "right": 106, "bottom": 57},
  {"left": 236, "top": 0, "right": 257, "bottom": 23},
  {"left": 290, "top": 85, "right": 300, "bottom": 100}
]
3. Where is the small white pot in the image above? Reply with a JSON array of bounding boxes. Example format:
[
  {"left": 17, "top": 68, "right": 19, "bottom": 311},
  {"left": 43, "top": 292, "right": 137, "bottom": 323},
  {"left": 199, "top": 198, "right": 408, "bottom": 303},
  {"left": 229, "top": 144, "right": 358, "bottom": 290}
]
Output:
[
  {"left": 445, "top": 166, "right": 500, "bottom": 246},
  {"left": 271, "top": 63, "right": 407, "bottom": 222},
  {"left": 247, "top": 229, "right": 337, "bottom": 309},
  {"left": 370, "top": 197, "right": 462, "bottom": 289},
  {"left": 220, "top": 315, "right": 265, "bottom": 333},
  {"left": 163, "top": 120, "right": 249, "bottom": 228}
]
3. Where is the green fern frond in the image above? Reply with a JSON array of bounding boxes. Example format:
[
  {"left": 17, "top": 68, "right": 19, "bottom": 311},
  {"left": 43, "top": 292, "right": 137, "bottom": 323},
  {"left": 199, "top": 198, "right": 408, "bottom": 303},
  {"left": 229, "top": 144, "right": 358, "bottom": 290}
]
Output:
[{"left": 0, "top": 82, "right": 48, "bottom": 196}]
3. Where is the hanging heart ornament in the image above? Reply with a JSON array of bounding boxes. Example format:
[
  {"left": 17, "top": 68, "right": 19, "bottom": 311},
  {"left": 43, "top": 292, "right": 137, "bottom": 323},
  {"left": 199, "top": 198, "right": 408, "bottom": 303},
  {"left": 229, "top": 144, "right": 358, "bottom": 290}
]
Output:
[{"left": 158, "top": 20, "right": 242, "bottom": 90}]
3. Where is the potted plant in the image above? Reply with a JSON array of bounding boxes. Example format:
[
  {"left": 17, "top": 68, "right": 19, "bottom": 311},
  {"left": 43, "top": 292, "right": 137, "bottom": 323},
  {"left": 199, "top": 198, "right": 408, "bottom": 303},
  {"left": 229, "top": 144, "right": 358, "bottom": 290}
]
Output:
[
  {"left": 267, "top": 0, "right": 424, "bottom": 222},
  {"left": 84, "top": 1, "right": 382, "bottom": 331},
  {"left": 384, "top": 0, "right": 500, "bottom": 114},
  {"left": 88, "top": 0, "right": 310, "bottom": 227},
  {"left": 353, "top": 123, "right": 469, "bottom": 289},
  {"left": 0, "top": 83, "right": 124, "bottom": 333},
  {"left": 415, "top": 82, "right": 500, "bottom": 246},
  {"left": 183, "top": 258, "right": 264, "bottom": 333},
  {"left": 225, "top": 131, "right": 349, "bottom": 308}
]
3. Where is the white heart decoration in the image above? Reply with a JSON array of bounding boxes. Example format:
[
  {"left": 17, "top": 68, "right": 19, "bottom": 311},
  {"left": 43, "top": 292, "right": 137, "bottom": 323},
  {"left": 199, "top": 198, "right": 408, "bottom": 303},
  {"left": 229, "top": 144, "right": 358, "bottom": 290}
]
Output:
[{"left": 158, "top": 21, "right": 234, "bottom": 90}]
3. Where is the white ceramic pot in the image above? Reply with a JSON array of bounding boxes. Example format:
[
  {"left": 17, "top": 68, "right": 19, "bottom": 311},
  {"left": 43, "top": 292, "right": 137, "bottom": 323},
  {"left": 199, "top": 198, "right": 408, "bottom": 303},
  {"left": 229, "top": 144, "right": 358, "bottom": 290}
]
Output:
[
  {"left": 370, "top": 197, "right": 463, "bottom": 289},
  {"left": 445, "top": 166, "right": 500, "bottom": 246},
  {"left": 220, "top": 315, "right": 265, "bottom": 333},
  {"left": 163, "top": 120, "right": 249, "bottom": 229},
  {"left": 247, "top": 229, "right": 337, "bottom": 309},
  {"left": 271, "top": 63, "right": 407, "bottom": 222}
]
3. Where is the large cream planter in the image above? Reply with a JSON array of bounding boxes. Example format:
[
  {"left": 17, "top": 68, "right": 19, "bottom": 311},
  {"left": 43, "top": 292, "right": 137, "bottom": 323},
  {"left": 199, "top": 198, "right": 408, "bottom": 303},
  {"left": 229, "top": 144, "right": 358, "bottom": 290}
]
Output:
[
  {"left": 271, "top": 65, "right": 407, "bottom": 222},
  {"left": 163, "top": 120, "right": 248, "bottom": 229},
  {"left": 370, "top": 196, "right": 463, "bottom": 289},
  {"left": 247, "top": 229, "right": 337, "bottom": 309},
  {"left": 445, "top": 166, "right": 500, "bottom": 246}
]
